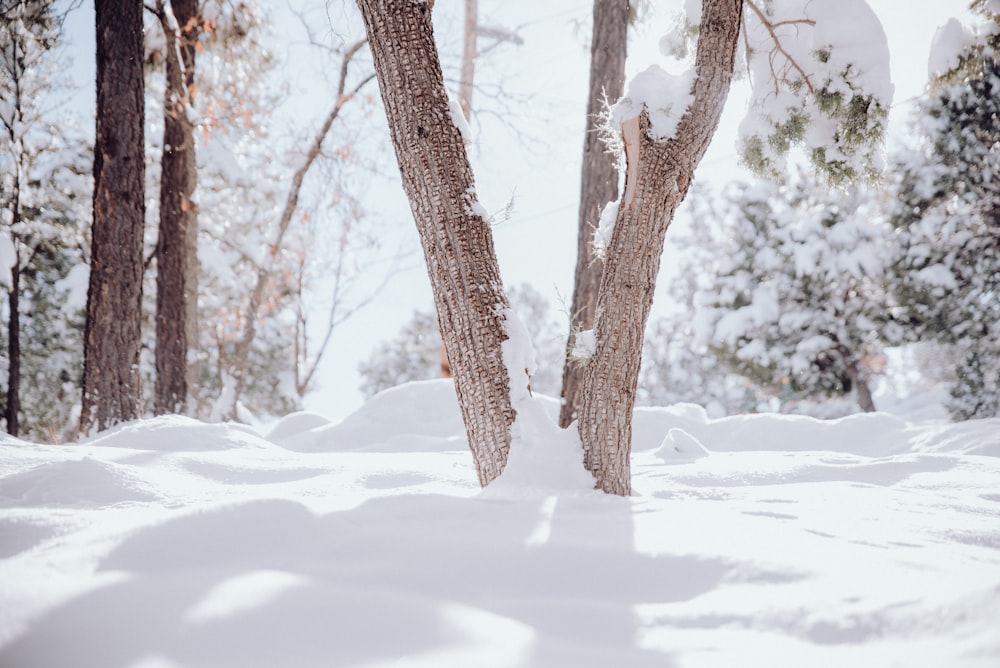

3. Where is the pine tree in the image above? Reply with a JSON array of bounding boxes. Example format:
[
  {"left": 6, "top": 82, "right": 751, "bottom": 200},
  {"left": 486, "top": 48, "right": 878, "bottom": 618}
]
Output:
[
  {"left": 1, "top": 1, "right": 90, "bottom": 438},
  {"left": 683, "top": 177, "right": 893, "bottom": 413},
  {"left": 888, "top": 7, "right": 1000, "bottom": 419}
]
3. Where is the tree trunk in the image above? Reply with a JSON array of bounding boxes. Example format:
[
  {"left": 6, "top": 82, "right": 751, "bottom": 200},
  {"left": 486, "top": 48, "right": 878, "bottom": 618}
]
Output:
[
  {"left": 558, "top": 0, "right": 629, "bottom": 428},
  {"left": 459, "top": 0, "right": 476, "bottom": 119},
  {"left": 5, "top": 261, "right": 20, "bottom": 437},
  {"left": 845, "top": 361, "right": 876, "bottom": 413},
  {"left": 577, "top": 0, "right": 743, "bottom": 495},
  {"left": 356, "top": 0, "right": 520, "bottom": 486},
  {"left": 80, "top": 0, "right": 145, "bottom": 434},
  {"left": 155, "top": 0, "right": 200, "bottom": 416}
]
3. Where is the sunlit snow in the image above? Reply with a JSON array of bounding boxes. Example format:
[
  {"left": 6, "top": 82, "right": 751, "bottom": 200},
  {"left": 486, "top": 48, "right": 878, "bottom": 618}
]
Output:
[{"left": 1, "top": 379, "right": 998, "bottom": 666}]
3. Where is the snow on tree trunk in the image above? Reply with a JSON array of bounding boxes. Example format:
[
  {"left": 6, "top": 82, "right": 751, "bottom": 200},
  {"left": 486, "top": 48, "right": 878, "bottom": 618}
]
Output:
[
  {"left": 155, "top": 0, "right": 200, "bottom": 416},
  {"left": 577, "top": 0, "right": 743, "bottom": 495},
  {"left": 81, "top": 0, "right": 145, "bottom": 434},
  {"left": 559, "top": 0, "right": 629, "bottom": 429},
  {"left": 356, "top": 0, "right": 519, "bottom": 486}
]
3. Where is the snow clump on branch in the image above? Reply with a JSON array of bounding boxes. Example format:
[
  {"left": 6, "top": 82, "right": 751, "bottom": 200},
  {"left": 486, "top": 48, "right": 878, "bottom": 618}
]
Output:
[{"left": 738, "top": 0, "right": 894, "bottom": 183}]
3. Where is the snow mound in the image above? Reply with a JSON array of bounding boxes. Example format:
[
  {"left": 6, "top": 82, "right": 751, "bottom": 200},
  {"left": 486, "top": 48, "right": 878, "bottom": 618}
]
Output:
[
  {"left": 277, "top": 379, "right": 466, "bottom": 452},
  {"left": 82, "top": 415, "right": 272, "bottom": 452},
  {"left": 655, "top": 428, "right": 711, "bottom": 462},
  {"left": 0, "top": 457, "right": 159, "bottom": 507},
  {"left": 266, "top": 411, "right": 333, "bottom": 443}
]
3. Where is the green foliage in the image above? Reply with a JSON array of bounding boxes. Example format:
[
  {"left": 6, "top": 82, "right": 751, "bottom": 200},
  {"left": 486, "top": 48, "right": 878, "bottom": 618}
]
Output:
[
  {"left": 887, "top": 42, "right": 1000, "bottom": 419},
  {"left": 676, "top": 176, "right": 893, "bottom": 413}
]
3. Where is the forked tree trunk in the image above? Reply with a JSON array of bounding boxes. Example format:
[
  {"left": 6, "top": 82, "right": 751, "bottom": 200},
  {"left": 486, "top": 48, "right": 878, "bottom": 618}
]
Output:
[
  {"left": 155, "top": 0, "right": 200, "bottom": 415},
  {"left": 577, "top": 0, "right": 743, "bottom": 494},
  {"left": 356, "top": 0, "right": 520, "bottom": 486},
  {"left": 559, "top": 0, "right": 629, "bottom": 428},
  {"left": 81, "top": 0, "right": 146, "bottom": 434}
]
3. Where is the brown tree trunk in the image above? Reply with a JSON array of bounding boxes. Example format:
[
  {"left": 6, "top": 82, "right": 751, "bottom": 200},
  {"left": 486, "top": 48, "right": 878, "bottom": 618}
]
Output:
[
  {"left": 558, "top": 0, "right": 629, "bottom": 428},
  {"left": 577, "top": 0, "right": 743, "bottom": 495},
  {"left": 356, "top": 0, "right": 520, "bottom": 486},
  {"left": 5, "top": 261, "right": 20, "bottom": 437},
  {"left": 80, "top": 0, "right": 145, "bottom": 434},
  {"left": 155, "top": 0, "right": 200, "bottom": 415}
]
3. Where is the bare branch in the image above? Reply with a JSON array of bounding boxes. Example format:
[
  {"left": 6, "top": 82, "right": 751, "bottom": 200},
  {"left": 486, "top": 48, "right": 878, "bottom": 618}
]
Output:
[{"left": 745, "top": 0, "right": 815, "bottom": 95}]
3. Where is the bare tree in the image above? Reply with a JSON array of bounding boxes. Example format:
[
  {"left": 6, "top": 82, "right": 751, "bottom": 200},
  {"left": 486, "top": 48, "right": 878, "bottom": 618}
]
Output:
[
  {"left": 216, "top": 39, "right": 376, "bottom": 421},
  {"left": 81, "top": 0, "right": 146, "bottom": 433},
  {"left": 558, "top": 0, "right": 630, "bottom": 428}
]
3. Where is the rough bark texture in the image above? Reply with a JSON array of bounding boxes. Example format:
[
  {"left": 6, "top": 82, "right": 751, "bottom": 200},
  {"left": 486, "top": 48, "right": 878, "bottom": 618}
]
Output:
[
  {"left": 356, "top": 0, "right": 518, "bottom": 486},
  {"left": 80, "top": 0, "right": 145, "bottom": 434},
  {"left": 155, "top": 0, "right": 200, "bottom": 415},
  {"left": 577, "top": 0, "right": 743, "bottom": 495},
  {"left": 558, "top": 0, "right": 629, "bottom": 428}
]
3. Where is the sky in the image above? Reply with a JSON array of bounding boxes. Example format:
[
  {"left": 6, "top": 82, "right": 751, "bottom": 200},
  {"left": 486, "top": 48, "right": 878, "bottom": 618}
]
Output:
[{"left": 56, "top": 0, "right": 978, "bottom": 422}]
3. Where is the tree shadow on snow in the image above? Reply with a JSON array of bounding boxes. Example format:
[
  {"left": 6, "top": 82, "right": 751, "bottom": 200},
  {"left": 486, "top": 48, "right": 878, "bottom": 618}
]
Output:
[{"left": 0, "top": 492, "right": 731, "bottom": 667}]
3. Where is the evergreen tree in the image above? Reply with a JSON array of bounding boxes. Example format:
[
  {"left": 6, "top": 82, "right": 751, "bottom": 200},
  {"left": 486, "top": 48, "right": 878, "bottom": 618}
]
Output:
[
  {"left": 1, "top": 0, "right": 90, "bottom": 439},
  {"left": 683, "top": 177, "right": 893, "bottom": 413},
  {"left": 888, "top": 6, "right": 1000, "bottom": 419}
]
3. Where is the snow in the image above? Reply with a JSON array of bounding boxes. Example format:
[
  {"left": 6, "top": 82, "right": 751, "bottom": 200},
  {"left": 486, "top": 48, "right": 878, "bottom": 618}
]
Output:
[
  {"left": 592, "top": 199, "right": 619, "bottom": 258},
  {"left": 1, "top": 380, "right": 998, "bottom": 666},
  {"left": 448, "top": 94, "right": 473, "bottom": 145},
  {"left": 0, "top": 235, "right": 14, "bottom": 290},
  {"left": 611, "top": 65, "right": 696, "bottom": 142},
  {"left": 928, "top": 18, "right": 976, "bottom": 79}
]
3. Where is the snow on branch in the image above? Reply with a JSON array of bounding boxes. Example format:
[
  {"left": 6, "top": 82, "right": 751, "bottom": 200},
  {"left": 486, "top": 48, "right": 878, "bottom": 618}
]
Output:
[{"left": 739, "top": 0, "right": 894, "bottom": 183}]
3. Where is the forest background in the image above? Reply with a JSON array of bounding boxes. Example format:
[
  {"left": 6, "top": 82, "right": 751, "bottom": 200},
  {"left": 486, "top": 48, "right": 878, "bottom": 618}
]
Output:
[{"left": 0, "top": 0, "right": 988, "bottom": 440}]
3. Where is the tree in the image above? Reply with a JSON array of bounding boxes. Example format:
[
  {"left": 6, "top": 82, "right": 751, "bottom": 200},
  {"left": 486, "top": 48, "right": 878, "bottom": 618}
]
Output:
[
  {"left": 214, "top": 37, "right": 376, "bottom": 421},
  {"left": 889, "top": 5, "right": 1000, "bottom": 419},
  {"left": 80, "top": 0, "right": 146, "bottom": 433},
  {"left": 683, "top": 177, "right": 892, "bottom": 413},
  {"left": 357, "top": 0, "right": 891, "bottom": 494},
  {"left": 149, "top": 0, "right": 201, "bottom": 416},
  {"left": 558, "top": 0, "right": 629, "bottom": 428},
  {"left": 1, "top": 0, "right": 61, "bottom": 436}
]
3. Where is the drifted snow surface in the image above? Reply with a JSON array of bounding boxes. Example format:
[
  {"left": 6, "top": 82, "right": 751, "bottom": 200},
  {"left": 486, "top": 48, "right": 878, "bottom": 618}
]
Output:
[{"left": 1, "top": 379, "right": 998, "bottom": 667}]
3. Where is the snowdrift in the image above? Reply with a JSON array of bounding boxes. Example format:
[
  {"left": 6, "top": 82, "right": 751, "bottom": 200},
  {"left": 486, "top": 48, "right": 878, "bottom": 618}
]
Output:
[{"left": 1, "top": 379, "right": 998, "bottom": 667}]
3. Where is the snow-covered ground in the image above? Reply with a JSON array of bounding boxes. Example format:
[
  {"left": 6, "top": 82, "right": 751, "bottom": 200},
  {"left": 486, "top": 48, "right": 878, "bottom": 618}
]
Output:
[{"left": 1, "top": 379, "right": 998, "bottom": 667}]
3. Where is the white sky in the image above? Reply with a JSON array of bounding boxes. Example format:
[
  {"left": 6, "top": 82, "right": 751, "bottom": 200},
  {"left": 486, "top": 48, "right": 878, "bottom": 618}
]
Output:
[{"left": 57, "top": 0, "right": 977, "bottom": 423}]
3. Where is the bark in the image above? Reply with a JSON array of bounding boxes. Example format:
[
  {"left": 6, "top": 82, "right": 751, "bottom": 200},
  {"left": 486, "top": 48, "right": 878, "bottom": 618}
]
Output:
[
  {"left": 155, "top": 0, "right": 200, "bottom": 415},
  {"left": 80, "top": 0, "right": 145, "bottom": 434},
  {"left": 5, "top": 262, "right": 20, "bottom": 437},
  {"left": 558, "top": 0, "right": 629, "bottom": 428},
  {"left": 577, "top": 0, "right": 743, "bottom": 495},
  {"left": 356, "top": 0, "right": 520, "bottom": 486},
  {"left": 437, "top": 0, "right": 477, "bottom": 380}
]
